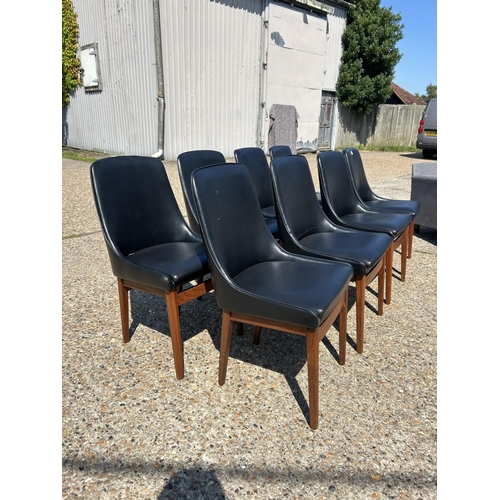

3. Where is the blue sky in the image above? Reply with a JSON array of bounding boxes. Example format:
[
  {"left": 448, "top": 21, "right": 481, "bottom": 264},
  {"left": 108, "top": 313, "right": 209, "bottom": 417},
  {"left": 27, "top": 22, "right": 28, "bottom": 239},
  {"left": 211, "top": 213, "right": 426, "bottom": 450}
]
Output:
[{"left": 379, "top": 0, "right": 437, "bottom": 96}]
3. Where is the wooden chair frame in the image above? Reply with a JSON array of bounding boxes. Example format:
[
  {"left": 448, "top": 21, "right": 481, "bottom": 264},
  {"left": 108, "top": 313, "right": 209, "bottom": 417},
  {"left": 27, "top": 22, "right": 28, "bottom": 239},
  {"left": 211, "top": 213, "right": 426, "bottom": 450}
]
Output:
[
  {"left": 118, "top": 277, "right": 213, "bottom": 380},
  {"left": 218, "top": 289, "right": 348, "bottom": 430}
]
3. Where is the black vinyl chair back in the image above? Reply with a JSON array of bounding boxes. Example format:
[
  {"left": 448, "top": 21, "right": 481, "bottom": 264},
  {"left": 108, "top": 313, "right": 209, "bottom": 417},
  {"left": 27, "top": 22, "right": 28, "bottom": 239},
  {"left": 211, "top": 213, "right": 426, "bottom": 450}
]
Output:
[
  {"left": 270, "top": 154, "right": 331, "bottom": 247},
  {"left": 177, "top": 150, "right": 226, "bottom": 234},
  {"left": 343, "top": 148, "right": 376, "bottom": 203},
  {"left": 269, "top": 145, "right": 292, "bottom": 160},
  {"left": 317, "top": 150, "right": 364, "bottom": 221},
  {"left": 191, "top": 164, "right": 282, "bottom": 297},
  {"left": 91, "top": 156, "right": 201, "bottom": 279},
  {"left": 343, "top": 147, "right": 420, "bottom": 218},
  {"left": 234, "top": 147, "right": 276, "bottom": 219}
]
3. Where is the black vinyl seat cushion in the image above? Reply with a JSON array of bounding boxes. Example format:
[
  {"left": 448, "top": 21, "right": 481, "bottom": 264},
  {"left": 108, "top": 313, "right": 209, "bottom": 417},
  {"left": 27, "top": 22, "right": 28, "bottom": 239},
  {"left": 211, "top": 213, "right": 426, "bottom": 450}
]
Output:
[
  {"left": 231, "top": 260, "right": 350, "bottom": 330},
  {"left": 125, "top": 242, "right": 208, "bottom": 291}
]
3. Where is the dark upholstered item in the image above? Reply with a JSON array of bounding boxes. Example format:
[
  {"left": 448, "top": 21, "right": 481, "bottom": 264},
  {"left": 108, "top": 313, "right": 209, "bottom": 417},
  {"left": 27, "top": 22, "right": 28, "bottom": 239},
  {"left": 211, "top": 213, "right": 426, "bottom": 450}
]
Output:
[
  {"left": 343, "top": 148, "right": 421, "bottom": 258},
  {"left": 90, "top": 156, "right": 213, "bottom": 380},
  {"left": 317, "top": 151, "right": 413, "bottom": 305},
  {"left": 233, "top": 147, "right": 279, "bottom": 236},
  {"left": 270, "top": 155, "right": 392, "bottom": 354},
  {"left": 269, "top": 145, "right": 292, "bottom": 160},
  {"left": 268, "top": 145, "right": 322, "bottom": 205},
  {"left": 411, "top": 162, "right": 437, "bottom": 231},
  {"left": 191, "top": 163, "right": 353, "bottom": 429},
  {"left": 177, "top": 150, "right": 226, "bottom": 234}
]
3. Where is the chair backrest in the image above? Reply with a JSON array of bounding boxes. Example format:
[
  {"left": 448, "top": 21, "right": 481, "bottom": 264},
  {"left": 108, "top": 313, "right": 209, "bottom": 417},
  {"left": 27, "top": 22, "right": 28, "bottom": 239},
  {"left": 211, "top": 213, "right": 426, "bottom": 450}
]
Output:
[
  {"left": 270, "top": 155, "right": 332, "bottom": 246},
  {"left": 317, "top": 151, "right": 362, "bottom": 220},
  {"left": 343, "top": 148, "right": 375, "bottom": 202},
  {"left": 90, "top": 156, "right": 195, "bottom": 264},
  {"left": 192, "top": 163, "right": 284, "bottom": 293},
  {"left": 269, "top": 145, "right": 292, "bottom": 160},
  {"left": 177, "top": 150, "right": 226, "bottom": 234},
  {"left": 234, "top": 147, "right": 274, "bottom": 211}
]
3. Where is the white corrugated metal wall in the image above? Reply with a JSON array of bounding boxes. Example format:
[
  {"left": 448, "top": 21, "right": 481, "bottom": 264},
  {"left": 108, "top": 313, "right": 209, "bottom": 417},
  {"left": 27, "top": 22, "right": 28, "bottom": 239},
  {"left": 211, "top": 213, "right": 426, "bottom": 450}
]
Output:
[
  {"left": 63, "top": 0, "right": 158, "bottom": 155},
  {"left": 264, "top": 1, "right": 328, "bottom": 152},
  {"left": 62, "top": 0, "right": 347, "bottom": 158},
  {"left": 323, "top": 6, "right": 347, "bottom": 91},
  {"left": 160, "top": 0, "right": 265, "bottom": 159}
]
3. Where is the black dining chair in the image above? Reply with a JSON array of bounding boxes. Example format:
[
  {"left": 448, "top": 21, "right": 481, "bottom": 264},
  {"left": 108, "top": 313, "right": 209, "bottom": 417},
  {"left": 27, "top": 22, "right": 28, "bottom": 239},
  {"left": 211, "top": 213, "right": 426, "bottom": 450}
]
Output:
[
  {"left": 270, "top": 154, "right": 392, "bottom": 354},
  {"left": 233, "top": 147, "right": 279, "bottom": 237},
  {"left": 234, "top": 147, "right": 276, "bottom": 219},
  {"left": 177, "top": 150, "right": 226, "bottom": 235},
  {"left": 268, "top": 145, "right": 322, "bottom": 206},
  {"left": 343, "top": 147, "right": 421, "bottom": 259},
  {"left": 191, "top": 162, "right": 353, "bottom": 429},
  {"left": 317, "top": 151, "right": 413, "bottom": 306},
  {"left": 269, "top": 145, "right": 292, "bottom": 160},
  {"left": 90, "top": 156, "right": 213, "bottom": 380}
]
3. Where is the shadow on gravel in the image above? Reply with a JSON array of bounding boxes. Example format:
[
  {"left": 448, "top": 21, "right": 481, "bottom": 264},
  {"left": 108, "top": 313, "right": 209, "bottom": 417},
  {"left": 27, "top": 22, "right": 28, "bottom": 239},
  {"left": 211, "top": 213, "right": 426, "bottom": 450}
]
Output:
[
  {"left": 414, "top": 226, "right": 437, "bottom": 247},
  {"left": 400, "top": 152, "right": 437, "bottom": 161},
  {"left": 126, "top": 285, "right": 353, "bottom": 425}
]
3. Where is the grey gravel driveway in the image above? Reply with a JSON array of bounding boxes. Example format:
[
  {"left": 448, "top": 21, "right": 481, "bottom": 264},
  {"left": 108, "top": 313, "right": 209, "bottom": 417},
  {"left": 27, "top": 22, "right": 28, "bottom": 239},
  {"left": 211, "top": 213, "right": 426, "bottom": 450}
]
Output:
[{"left": 62, "top": 151, "right": 437, "bottom": 499}]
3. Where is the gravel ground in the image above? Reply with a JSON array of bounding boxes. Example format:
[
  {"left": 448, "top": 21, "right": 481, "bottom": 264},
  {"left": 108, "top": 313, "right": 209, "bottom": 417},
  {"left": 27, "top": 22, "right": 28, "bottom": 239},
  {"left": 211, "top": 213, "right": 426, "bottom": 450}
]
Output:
[{"left": 62, "top": 150, "right": 437, "bottom": 499}]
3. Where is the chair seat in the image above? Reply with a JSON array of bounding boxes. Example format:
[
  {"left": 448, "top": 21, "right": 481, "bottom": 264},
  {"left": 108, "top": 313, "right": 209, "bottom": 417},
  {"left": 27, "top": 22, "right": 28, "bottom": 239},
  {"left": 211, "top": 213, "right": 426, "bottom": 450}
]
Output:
[
  {"left": 340, "top": 212, "right": 411, "bottom": 238},
  {"left": 261, "top": 205, "right": 276, "bottom": 219},
  {"left": 264, "top": 217, "right": 279, "bottom": 235},
  {"left": 231, "top": 260, "right": 353, "bottom": 329},
  {"left": 126, "top": 242, "right": 209, "bottom": 291},
  {"left": 363, "top": 199, "right": 420, "bottom": 217},
  {"left": 299, "top": 231, "right": 391, "bottom": 276}
]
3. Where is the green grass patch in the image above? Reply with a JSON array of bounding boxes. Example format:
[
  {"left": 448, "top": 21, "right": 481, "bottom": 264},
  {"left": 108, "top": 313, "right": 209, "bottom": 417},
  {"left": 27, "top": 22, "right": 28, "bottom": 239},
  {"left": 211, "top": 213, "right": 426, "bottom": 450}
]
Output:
[
  {"left": 62, "top": 147, "right": 109, "bottom": 163},
  {"left": 349, "top": 145, "right": 420, "bottom": 153}
]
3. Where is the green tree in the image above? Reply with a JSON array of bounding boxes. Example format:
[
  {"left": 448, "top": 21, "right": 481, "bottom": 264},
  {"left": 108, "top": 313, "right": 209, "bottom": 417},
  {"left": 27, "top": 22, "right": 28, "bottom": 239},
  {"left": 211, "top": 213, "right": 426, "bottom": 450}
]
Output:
[
  {"left": 62, "top": 0, "right": 81, "bottom": 107},
  {"left": 337, "top": 0, "right": 403, "bottom": 115},
  {"left": 415, "top": 84, "right": 437, "bottom": 103}
]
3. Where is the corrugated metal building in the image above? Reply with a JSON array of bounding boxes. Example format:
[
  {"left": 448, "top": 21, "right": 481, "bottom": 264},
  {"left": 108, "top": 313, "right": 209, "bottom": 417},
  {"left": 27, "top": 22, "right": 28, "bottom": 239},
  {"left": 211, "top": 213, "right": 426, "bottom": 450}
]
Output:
[{"left": 63, "top": 0, "right": 349, "bottom": 160}]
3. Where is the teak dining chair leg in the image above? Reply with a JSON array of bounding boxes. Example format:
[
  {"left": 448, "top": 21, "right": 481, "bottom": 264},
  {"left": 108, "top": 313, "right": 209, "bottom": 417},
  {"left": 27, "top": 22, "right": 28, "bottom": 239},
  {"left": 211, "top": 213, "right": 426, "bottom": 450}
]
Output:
[
  {"left": 378, "top": 253, "right": 385, "bottom": 315},
  {"left": 408, "top": 220, "right": 415, "bottom": 259},
  {"left": 306, "top": 330, "right": 320, "bottom": 430},
  {"left": 354, "top": 275, "right": 367, "bottom": 354},
  {"left": 218, "top": 289, "right": 348, "bottom": 430},
  {"left": 117, "top": 277, "right": 213, "bottom": 381},
  {"left": 253, "top": 326, "right": 262, "bottom": 345},
  {"left": 352, "top": 253, "right": 384, "bottom": 355},
  {"left": 118, "top": 278, "right": 131, "bottom": 343},
  {"left": 399, "top": 227, "right": 409, "bottom": 282},
  {"left": 385, "top": 245, "right": 394, "bottom": 305},
  {"left": 385, "top": 227, "right": 408, "bottom": 305},
  {"left": 166, "top": 290, "right": 184, "bottom": 381}
]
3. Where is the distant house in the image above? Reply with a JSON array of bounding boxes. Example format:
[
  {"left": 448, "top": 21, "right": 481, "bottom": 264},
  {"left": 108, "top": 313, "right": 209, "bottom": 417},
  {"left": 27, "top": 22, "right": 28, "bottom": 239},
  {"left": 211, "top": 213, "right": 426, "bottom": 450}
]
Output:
[{"left": 386, "top": 82, "right": 426, "bottom": 105}]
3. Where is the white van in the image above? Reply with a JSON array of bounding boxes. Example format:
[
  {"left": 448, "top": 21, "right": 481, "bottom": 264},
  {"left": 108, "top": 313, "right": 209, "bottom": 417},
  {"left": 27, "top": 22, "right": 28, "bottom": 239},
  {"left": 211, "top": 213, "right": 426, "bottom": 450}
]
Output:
[{"left": 416, "top": 98, "right": 437, "bottom": 159}]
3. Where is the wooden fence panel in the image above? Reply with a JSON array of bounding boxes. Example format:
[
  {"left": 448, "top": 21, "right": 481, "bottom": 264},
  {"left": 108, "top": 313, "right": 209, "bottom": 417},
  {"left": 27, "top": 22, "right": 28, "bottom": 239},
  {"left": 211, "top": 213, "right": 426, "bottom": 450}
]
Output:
[{"left": 335, "top": 103, "right": 426, "bottom": 149}]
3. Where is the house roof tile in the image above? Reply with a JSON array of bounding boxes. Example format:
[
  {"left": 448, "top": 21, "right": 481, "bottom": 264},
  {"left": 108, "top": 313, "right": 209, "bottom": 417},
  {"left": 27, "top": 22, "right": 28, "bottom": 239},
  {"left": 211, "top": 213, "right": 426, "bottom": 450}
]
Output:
[{"left": 390, "top": 82, "right": 426, "bottom": 105}]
